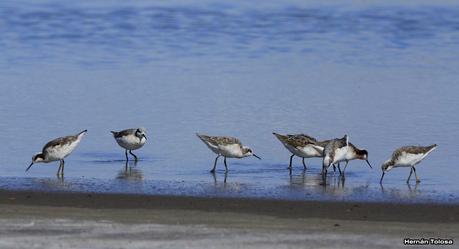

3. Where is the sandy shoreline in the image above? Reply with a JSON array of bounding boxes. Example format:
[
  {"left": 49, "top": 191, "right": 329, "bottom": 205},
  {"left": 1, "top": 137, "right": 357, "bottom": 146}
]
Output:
[
  {"left": 0, "top": 190, "right": 458, "bottom": 248},
  {"left": 0, "top": 189, "right": 458, "bottom": 223}
]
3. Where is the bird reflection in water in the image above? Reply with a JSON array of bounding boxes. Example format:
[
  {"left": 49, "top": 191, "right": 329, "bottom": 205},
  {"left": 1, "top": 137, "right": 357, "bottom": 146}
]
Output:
[
  {"left": 211, "top": 171, "right": 228, "bottom": 186},
  {"left": 116, "top": 161, "right": 143, "bottom": 181},
  {"left": 288, "top": 168, "right": 339, "bottom": 188},
  {"left": 288, "top": 168, "right": 349, "bottom": 197},
  {"left": 380, "top": 181, "right": 419, "bottom": 199},
  {"left": 35, "top": 176, "right": 68, "bottom": 190}
]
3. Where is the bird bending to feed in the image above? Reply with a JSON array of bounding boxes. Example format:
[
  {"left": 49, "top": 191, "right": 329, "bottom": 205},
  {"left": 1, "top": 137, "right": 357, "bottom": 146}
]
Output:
[
  {"left": 272, "top": 132, "right": 327, "bottom": 169},
  {"left": 335, "top": 142, "right": 372, "bottom": 177},
  {"left": 196, "top": 133, "right": 261, "bottom": 173},
  {"left": 26, "top": 130, "right": 87, "bottom": 176},
  {"left": 111, "top": 128, "right": 147, "bottom": 161},
  {"left": 380, "top": 144, "right": 437, "bottom": 183},
  {"left": 322, "top": 135, "right": 349, "bottom": 176}
]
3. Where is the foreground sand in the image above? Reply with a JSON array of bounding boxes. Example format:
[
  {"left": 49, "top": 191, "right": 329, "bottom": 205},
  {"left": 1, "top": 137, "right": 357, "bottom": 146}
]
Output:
[{"left": 0, "top": 190, "right": 458, "bottom": 249}]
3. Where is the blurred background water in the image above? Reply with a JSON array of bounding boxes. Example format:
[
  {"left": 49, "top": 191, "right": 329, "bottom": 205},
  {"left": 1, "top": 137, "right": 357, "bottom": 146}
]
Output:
[{"left": 0, "top": 0, "right": 458, "bottom": 203}]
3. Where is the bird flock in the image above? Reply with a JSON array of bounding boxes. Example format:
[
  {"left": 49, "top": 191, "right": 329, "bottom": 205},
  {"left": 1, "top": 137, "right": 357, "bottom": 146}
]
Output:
[{"left": 26, "top": 128, "right": 437, "bottom": 184}]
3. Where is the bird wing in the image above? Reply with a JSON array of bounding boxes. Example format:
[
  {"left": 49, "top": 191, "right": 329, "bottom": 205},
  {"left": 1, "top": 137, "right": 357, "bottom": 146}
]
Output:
[
  {"left": 392, "top": 145, "right": 436, "bottom": 161},
  {"left": 197, "top": 134, "right": 242, "bottom": 146},
  {"left": 289, "top": 134, "right": 317, "bottom": 148},
  {"left": 211, "top": 136, "right": 242, "bottom": 146},
  {"left": 112, "top": 129, "right": 136, "bottom": 138},
  {"left": 42, "top": 135, "right": 77, "bottom": 153}
]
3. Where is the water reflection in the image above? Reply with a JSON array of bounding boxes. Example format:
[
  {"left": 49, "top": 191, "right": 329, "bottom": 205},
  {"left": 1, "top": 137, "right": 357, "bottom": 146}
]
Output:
[
  {"left": 211, "top": 171, "right": 228, "bottom": 185},
  {"left": 380, "top": 182, "right": 420, "bottom": 199},
  {"left": 116, "top": 161, "right": 143, "bottom": 181},
  {"left": 34, "top": 176, "right": 69, "bottom": 190},
  {"left": 288, "top": 168, "right": 346, "bottom": 188}
]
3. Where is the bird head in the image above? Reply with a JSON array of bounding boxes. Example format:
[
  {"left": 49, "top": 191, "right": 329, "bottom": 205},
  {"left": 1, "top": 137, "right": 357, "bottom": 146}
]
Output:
[
  {"left": 135, "top": 128, "right": 147, "bottom": 140},
  {"left": 26, "top": 153, "right": 45, "bottom": 172},
  {"left": 242, "top": 146, "right": 261, "bottom": 160}
]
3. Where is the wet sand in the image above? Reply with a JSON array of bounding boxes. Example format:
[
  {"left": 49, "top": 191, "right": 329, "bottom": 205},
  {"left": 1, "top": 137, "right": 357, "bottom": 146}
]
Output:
[
  {"left": 1, "top": 190, "right": 458, "bottom": 223},
  {"left": 0, "top": 190, "right": 458, "bottom": 248}
]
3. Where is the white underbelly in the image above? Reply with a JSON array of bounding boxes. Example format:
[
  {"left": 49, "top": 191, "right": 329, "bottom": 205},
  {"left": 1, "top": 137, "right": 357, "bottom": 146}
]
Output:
[
  {"left": 116, "top": 136, "right": 146, "bottom": 150},
  {"left": 46, "top": 143, "right": 79, "bottom": 161},
  {"left": 332, "top": 146, "right": 348, "bottom": 164},
  {"left": 219, "top": 144, "right": 243, "bottom": 158},
  {"left": 294, "top": 145, "right": 322, "bottom": 158},
  {"left": 396, "top": 153, "right": 425, "bottom": 166}
]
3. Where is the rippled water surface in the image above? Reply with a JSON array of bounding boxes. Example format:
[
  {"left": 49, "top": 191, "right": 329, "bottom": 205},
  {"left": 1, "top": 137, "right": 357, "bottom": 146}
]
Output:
[{"left": 1, "top": 0, "right": 459, "bottom": 203}]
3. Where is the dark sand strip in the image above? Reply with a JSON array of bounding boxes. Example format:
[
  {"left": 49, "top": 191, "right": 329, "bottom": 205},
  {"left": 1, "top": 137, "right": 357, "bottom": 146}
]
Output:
[{"left": 0, "top": 189, "right": 458, "bottom": 223}]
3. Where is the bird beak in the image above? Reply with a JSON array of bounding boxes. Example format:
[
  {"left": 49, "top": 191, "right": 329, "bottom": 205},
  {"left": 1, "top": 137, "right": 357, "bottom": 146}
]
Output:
[
  {"left": 380, "top": 172, "right": 385, "bottom": 183},
  {"left": 26, "top": 162, "right": 34, "bottom": 172},
  {"left": 253, "top": 154, "right": 261, "bottom": 160},
  {"left": 143, "top": 134, "right": 147, "bottom": 140},
  {"left": 365, "top": 159, "right": 373, "bottom": 169}
]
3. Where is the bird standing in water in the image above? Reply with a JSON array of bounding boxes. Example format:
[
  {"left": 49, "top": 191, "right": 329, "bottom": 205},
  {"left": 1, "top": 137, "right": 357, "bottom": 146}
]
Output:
[
  {"left": 26, "top": 130, "right": 87, "bottom": 176},
  {"left": 111, "top": 128, "right": 147, "bottom": 161},
  {"left": 196, "top": 133, "right": 261, "bottom": 173},
  {"left": 273, "top": 132, "right": 327, "bottom": 170},
  {"left": 322, "top": 135, "right": 349, "bottom": 177},
  {"left": 380, "top": 144, "right": 437, "bottom": 183}
]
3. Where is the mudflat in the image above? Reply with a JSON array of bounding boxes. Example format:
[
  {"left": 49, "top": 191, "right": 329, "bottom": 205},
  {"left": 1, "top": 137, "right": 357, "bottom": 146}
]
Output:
[{"left": 0, "top": 190, "right": 458, "bottom": 249}]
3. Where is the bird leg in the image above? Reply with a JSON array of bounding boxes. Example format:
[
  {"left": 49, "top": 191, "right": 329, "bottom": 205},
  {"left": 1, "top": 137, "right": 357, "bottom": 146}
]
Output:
[
  {"left": 288, "top": 154, "right": 294, "bottom": 169},
  {"left": 125, "top": 150, "right": 129, "bottom": 161},
  {"left": 341, "top": 160, "right": 349, "bottom": 178},
  {"left": 210, "top": 155, "right": 220, "bottom": 173},
  {"left": 302, "top": 158, "right": 307, "bottom": 169},
  {"left": 224, "top": 157, "right": 228, "bottom": 171},
  {"left": 322, "top": 166, "right": 328, "bottom": 177},
  {"left": 380, "top": 172, "right": 385, "bottom": 184},
  {"left": 412, "top": 167, "right": 421, "bottom": 183},
  {"left": 129, "top": 150, "right": 138, "bottom": 161},
  {"left": 56, "top": 160, "right": 62, "bottom": 176},
  {"left": 406, "top": 167, "right": 413, "bottom": 183}
]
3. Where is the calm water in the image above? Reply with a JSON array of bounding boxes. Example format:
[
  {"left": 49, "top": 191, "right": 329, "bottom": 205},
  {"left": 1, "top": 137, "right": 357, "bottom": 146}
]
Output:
[{"left": 1, "top": 0, "right": 459, "bottom": 203}]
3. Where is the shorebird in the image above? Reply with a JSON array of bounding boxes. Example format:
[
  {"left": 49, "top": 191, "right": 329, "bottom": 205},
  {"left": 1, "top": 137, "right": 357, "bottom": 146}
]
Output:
[
  {"left": 335, "top": 142, "right": 372, "bottom": 177},
  {"left": 111, "top": 128, "right": 147, "bottom": 161},
  {"left": 322, "top": 135, "right": 349, "bottom": 176},
  {"left": 380, "top": 144, "right": 437, "bottom": 183},
  {"left": 196, "top": 133, "right": 261, "bottom": 173},
  {"left": 26, "top": 130, "right": 87, "bottom": 176},
  {"left": 273, "top": 132, "right": 328, "bottom": 169}
]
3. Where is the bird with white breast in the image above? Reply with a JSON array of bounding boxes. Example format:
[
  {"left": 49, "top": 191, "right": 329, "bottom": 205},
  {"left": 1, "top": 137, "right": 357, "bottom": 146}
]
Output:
[
  {"left": 26, "top": 129, "right": 87, "bottom": 176},
  {"left": 196, "top": 133, "right": 261, "bottom": 173},
  {"left": 111, "top": 128, "right": 147, "bottom": 161}
]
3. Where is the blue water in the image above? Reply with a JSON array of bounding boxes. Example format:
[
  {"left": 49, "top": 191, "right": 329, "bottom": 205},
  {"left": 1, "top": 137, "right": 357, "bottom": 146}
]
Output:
[{"left": 1, "top": 0, "right": 459, "bottom": 203}]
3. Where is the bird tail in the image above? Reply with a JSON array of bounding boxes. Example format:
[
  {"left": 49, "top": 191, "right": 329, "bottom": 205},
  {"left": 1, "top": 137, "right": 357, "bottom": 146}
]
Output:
[
  {"left": 344, "top": 134, "right": 349, "bottom": 146},
  {"left": 196, "top": 132, "right": 204, "bottom": 140},
  {"left": 196, "top": 133, "right": 212, "bottom": 145},
  {"left": 428, "top": 144, "right": 438, "bottom": 151},
  {"left": 272, "top": 132, "right": 288, "bottom": 142}
]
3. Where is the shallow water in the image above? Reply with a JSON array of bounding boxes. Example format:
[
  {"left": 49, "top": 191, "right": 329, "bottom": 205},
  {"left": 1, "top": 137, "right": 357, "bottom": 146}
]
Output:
[{"left": 0, "top": 0, "right": 459, "bottom": 203}]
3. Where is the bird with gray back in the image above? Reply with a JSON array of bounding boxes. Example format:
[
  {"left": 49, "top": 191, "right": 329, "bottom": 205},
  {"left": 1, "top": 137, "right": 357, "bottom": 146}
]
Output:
[
  {"left": 380, "top": 144, "right": 437, "bottom": 183},
  {"left": 26, "top": 130, "right": 87, "bottom": 176},
  {"left": 322, "top": 135, "right": 349, "bottom": 177},
  {"left": 196, "top": 133, "right": 261, "bottom": 173},
  {"left": 111, "top": 128, "right": 147, "bottom": 161}
]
